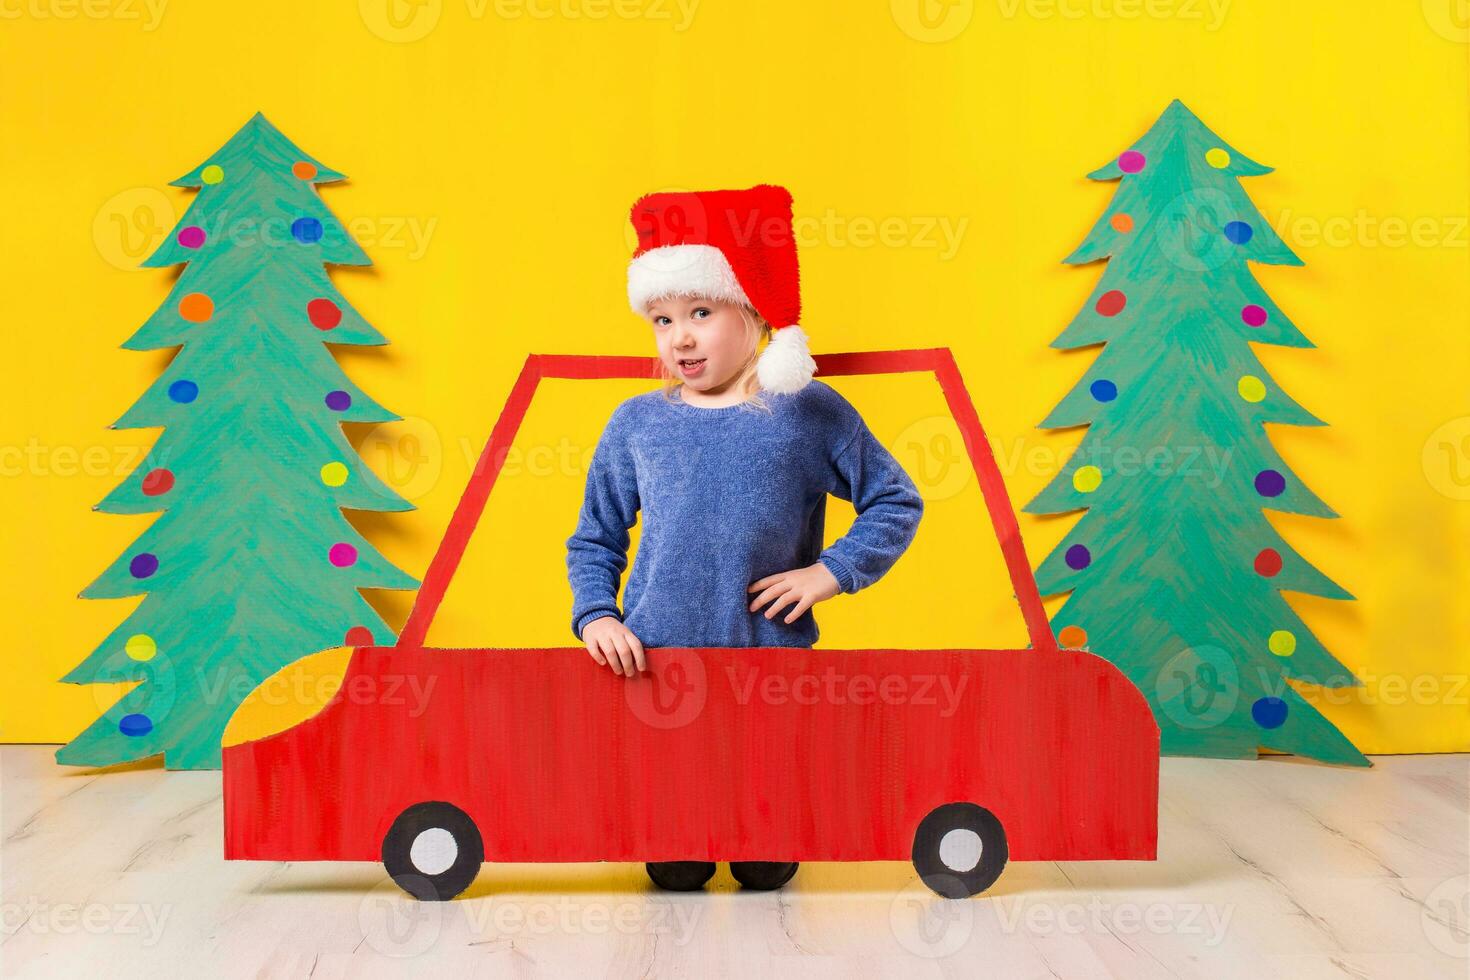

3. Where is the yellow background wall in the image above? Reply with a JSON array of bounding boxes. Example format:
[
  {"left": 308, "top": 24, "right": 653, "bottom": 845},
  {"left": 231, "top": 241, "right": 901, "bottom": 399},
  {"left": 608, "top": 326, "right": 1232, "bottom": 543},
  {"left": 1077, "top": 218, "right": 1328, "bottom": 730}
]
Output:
[{"left": 4, "top": 1, "right": 1466, "bottom": 753}]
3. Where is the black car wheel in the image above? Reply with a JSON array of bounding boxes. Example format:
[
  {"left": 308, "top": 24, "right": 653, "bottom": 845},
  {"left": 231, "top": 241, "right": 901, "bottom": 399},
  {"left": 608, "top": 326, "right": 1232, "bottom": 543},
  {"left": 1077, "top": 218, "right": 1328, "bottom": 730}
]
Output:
[
  {"left": 382, "top": 801, "right": 485, "bottom": 901},
  {"left": 730, "top": 861, "right": 799, "bottom": 891},
  {"left": 911, "top": 802, "right": 1008, "bottom": 898},
  {"left": 646, "top": 861, "right": 717, "bottom": 891}
]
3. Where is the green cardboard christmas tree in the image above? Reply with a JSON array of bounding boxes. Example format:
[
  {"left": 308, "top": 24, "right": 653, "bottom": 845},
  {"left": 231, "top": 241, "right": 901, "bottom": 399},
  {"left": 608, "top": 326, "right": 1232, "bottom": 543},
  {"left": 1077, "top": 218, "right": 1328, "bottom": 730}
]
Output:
[
  {"left": 1026, "top": 100, "right": 1367, "bottom": 766},
  {"left": 58, "top": 113, "right": 417, "bottom": 770}
]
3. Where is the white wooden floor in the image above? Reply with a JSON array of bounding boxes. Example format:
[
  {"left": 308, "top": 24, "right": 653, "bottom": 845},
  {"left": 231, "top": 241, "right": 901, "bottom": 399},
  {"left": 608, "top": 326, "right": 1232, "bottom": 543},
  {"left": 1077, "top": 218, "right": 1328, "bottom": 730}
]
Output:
[{"left": 0, "top": 747, "right": 1465, "bottom": 979}]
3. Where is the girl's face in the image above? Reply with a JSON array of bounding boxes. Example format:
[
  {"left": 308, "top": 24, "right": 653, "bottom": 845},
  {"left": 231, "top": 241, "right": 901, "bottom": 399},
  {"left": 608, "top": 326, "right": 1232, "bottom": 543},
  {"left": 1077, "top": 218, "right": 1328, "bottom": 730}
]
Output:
[{"left": 647, "top": 296, "right": 757, "bottom": 399}]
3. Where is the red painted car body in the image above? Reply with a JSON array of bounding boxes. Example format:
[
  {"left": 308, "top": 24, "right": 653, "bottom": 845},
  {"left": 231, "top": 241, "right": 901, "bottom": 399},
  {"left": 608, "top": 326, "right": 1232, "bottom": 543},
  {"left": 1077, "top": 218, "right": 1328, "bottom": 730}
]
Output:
[{"left": 223, "top": 349, "right": 1159, "bottom": 895}]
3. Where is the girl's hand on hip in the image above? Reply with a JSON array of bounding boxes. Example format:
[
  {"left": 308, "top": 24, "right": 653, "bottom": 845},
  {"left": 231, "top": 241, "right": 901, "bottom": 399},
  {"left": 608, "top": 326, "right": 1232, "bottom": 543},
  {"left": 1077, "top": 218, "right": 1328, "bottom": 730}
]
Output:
[
  {"left": 748, "top": 563, "right": 842, "bottom": 624},
  {"left": 582, "top": 615, "right": 647, "bottom": 676}
]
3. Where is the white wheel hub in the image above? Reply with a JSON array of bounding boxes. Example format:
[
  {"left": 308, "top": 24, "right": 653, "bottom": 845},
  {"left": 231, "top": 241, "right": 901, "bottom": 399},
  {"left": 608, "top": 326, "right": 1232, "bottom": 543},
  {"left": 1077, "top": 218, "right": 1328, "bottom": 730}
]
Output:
[
  {"left": 410, "top": 827, "right": 458, "bottom": 876},
  {"left": 938, "top": 828, "right": 982, "bottom": 872}
]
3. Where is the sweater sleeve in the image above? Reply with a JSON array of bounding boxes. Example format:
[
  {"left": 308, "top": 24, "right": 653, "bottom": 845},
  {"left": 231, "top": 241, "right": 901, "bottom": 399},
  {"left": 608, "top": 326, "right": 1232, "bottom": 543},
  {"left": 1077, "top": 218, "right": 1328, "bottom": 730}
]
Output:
[
  {"left": 565, "top": 407, "right": 640, "bottom": 640},
  {"left": 818, "top": 421, "right": 925, "bottom": 594}
]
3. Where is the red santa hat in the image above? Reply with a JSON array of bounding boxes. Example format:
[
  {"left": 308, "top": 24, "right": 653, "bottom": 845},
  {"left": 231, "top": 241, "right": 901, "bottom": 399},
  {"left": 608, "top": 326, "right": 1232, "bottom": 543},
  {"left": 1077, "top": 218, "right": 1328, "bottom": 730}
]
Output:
[{"left": 627, "top": 183, "right": 816, "bottom": 394}]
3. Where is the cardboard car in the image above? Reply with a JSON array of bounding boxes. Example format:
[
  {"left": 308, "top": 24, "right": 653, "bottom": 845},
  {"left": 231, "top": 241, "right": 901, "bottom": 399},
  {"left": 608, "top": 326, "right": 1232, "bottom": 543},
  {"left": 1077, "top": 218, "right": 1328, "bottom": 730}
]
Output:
[{"left": 222, "top": 349, "right": 1160, "bottom": 901}]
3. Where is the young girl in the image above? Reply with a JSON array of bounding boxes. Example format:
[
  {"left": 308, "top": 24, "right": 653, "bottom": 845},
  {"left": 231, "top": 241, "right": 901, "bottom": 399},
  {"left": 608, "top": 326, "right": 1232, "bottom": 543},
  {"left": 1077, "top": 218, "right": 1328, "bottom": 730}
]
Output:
[{"left": 565, "top": 184, "right": 924, "bottom": 894}]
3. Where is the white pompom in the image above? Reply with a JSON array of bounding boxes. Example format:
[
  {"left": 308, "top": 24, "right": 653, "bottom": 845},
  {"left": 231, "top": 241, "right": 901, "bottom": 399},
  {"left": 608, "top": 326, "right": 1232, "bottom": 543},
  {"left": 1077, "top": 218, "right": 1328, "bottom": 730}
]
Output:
[{"left": 757, "top": 324, "right": 816, "bottom": 394}]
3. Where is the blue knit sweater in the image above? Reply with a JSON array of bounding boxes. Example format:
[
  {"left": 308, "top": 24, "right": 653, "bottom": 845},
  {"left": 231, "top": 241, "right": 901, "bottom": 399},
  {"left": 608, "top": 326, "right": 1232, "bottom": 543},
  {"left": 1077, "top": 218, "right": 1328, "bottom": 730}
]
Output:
[{"left": 565, "top": 380, "right": 924, "bottom": 648}]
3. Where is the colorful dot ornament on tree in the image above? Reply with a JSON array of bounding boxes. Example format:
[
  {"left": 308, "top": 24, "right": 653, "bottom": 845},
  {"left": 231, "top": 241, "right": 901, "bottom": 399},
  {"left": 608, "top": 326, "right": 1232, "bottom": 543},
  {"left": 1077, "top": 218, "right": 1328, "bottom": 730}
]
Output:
[
  {"left": 1224, "top": 221, "right": 1253, "bottom": 244},
  {"left": 178, "top": 226, "right": 206, "bottom": 249},
  {"left": 1095, "top": 290, "right": 1127, "bottom": 317},
  {"left": 1251, "top": 696, "right": 1288, "bottom": 729},
  {"left": 119, "top": 713, "right": 153, "bottom": 737},
  {"left": 320, "top": 462, "right": 349, "bottom": 487},
  {"left": 1255, "top": 469, "right": 1286, "bottom": 497},
  {"left": 308, "top": 298, "right": 342, "bottom": 329},
  {"left": 141, "top": 468, "right": 174, "bottom": 496},
  {"left": 201, "top": 164, "right": 224, "bottom": 185},
  {"left": 168, "top": 379, "right": 198, "bottom": 403},
  {"left": 125, "top": 634, "right": 157, "bottom": 661},
  {"left": 292, "top": 217, "right": 324, "bottom": 244},
  {"left": 1118, "top": 150, "right": 1146, "bottom": 173},
  {"left": 179, "top": 293, "right": 213, "bottom": 323},
  {"left": 1073, "top": 465, "right": 1102, "bottom": 493}
]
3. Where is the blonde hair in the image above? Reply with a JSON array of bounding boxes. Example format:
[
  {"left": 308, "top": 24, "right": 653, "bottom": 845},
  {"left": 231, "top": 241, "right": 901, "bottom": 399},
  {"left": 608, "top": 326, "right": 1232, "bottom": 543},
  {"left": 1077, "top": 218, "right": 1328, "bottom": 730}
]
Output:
[{"left": 657, "top": 301, "right": 775, "bottom": 415}]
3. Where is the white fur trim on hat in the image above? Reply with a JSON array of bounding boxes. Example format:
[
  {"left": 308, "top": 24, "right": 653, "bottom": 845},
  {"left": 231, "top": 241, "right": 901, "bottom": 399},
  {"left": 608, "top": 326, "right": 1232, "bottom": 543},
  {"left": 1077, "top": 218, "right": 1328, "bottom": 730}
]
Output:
[
  {"left": 757, "top": 324, "right": 816, "bottom": 394},
  {"left": 627, "top": 244, "right": 752, "bottom": 314}
]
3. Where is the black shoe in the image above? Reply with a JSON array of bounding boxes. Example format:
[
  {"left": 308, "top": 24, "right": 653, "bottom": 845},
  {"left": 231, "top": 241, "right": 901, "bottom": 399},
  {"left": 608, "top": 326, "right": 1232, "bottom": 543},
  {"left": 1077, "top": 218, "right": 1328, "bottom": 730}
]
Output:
[
  {"left": 730, "top": 861, "right": 798, "bottom": 891},
  {"left": 646, "top": 861, "right": 716, "bottom": 891}
]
